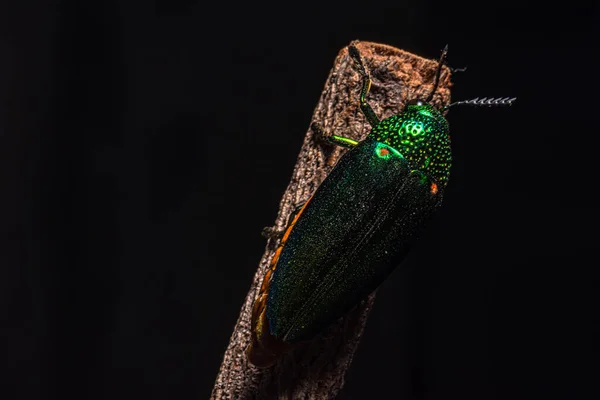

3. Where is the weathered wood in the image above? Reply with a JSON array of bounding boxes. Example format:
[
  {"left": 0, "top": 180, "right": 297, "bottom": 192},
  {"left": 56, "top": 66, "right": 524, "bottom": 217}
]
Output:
[{"left": 211, "top": 41, "right": 452, "bottom": 400}]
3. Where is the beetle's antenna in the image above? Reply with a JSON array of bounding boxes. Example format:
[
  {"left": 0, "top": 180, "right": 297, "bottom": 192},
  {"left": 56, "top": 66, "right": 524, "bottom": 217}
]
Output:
[
  {"left": 425, "top": 44, "right": 448, "bottom": 103},
  {"left": 443, "top": 97, "right": 517, "bottom": 110},
  {"left": 448, "top": 65, "right": 467, "bottom": 74}
]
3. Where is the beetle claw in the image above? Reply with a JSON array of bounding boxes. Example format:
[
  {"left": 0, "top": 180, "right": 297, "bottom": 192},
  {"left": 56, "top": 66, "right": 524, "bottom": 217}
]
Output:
[{"left": 310, "top": 122, "right": 329, "bottom": 145}]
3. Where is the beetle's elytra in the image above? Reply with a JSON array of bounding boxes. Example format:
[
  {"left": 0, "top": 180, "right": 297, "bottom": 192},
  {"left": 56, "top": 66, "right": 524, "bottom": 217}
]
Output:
[{"left": 246, "top": 41, "right": 515, "bottom": 368}]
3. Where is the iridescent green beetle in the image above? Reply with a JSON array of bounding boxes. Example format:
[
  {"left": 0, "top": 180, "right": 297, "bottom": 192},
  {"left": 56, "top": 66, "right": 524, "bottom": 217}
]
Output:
[{"left": 247, "top": 43, "right": 515, "bottom": 367}]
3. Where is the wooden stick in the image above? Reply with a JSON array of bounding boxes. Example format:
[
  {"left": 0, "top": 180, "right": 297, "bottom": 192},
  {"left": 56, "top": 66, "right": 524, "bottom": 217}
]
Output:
[{"left": 211, "top": 41, "right": 452, "bottom": 400}]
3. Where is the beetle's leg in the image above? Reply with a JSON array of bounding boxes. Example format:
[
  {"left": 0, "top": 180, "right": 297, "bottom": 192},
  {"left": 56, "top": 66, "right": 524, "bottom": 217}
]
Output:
[
  {"left": 311, "top": 122, "right": 359, "bottom": 149},
  {"left": 329, "top": 135, "right": 360, "bottom": 149},
  {"left": 261, "top": 202, "right": 307, "bottom": 239},
  {"left": 348, "top": 43, "right": 380, "bottom": 127}
]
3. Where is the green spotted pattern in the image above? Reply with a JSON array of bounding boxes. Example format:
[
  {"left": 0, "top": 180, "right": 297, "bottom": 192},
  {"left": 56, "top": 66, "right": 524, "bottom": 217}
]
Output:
[{"left": 369, "top": 103, "right": 452, "bottom": 187}]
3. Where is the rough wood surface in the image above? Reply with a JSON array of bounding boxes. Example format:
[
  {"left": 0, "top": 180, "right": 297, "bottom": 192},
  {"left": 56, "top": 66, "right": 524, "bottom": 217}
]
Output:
[{"left": 211, "top": 41, "right": 452, "bottom": 400}]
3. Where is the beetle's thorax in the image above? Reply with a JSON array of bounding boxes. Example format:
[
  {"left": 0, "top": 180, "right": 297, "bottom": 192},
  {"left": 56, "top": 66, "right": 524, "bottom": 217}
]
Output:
[{"left": 367, "top": 103, "right": 452, "bottom": 187}]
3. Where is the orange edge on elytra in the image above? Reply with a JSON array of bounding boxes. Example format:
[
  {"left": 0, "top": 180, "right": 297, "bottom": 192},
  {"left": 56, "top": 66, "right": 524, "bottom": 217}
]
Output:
[{"left": 246, "top": 195, "right": 314, "bottom": 368}]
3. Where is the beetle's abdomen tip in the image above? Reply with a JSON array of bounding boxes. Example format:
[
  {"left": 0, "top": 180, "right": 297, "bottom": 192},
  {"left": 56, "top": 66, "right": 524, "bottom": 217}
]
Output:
[
  {"left": 246, "top": 341, "right": 278, "bottom": 368},
  {"left": 247, "top": 306, "right": 289, "bottom": 368}
]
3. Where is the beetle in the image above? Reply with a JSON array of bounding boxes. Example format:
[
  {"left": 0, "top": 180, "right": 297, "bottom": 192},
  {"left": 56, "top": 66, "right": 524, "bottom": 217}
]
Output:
[{"left": 246, "top": 42, "right": 515, "bottom": 368}]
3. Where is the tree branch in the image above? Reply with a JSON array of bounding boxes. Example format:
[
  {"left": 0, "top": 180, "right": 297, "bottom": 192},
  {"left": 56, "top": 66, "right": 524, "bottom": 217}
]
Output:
[{"left": 211, "top": 41, "right": 452, "bottom": 400}]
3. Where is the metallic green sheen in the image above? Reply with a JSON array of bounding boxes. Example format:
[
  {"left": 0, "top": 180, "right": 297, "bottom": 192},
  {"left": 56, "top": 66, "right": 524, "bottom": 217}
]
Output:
[
  {"left": 369, "top": 103, "right": 451, "bottom": 187},
  {"left": 266, "top": 139, "right": 442, "bottom": 343}
]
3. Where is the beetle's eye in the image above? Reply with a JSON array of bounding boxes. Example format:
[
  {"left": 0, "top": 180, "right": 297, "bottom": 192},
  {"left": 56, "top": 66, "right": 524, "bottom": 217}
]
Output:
[{"left": 407, "top": 99, "right": 425, "bottom": 106}]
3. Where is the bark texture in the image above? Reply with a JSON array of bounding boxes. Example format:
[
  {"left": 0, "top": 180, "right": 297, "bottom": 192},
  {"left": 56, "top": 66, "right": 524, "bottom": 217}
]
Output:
[{"left": 211, "top": 41, "right": 452, "bottom": 400}]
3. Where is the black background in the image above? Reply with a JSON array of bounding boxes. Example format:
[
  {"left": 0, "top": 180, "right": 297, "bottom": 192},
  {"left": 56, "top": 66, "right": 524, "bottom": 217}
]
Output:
[{"left": 2, "top": 1, "right": 599, "bottom": 399}]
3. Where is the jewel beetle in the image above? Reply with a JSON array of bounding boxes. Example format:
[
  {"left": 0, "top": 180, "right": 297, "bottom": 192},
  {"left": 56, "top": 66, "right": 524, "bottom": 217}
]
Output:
[{"left": 247, "top": 42, "right": 515, "bottom": 368}]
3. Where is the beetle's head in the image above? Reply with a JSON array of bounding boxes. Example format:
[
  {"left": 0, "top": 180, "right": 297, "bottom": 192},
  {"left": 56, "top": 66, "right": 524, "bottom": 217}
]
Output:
[
  {"left": 368, "top": 45, "right": 453, "bottom": 187},
  {"left": 370, "top": 98, "right": 452, "bottom": 187},
  {"left": 364, "top": 43, "right": 515, "bottom": 188}
]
